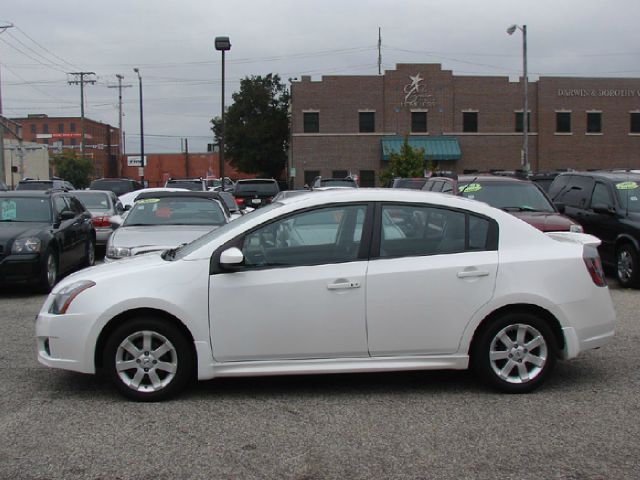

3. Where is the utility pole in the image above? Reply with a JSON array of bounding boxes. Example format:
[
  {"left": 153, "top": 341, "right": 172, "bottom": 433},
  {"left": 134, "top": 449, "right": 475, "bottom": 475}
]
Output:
[
  {"left": 378, "top": 27, "right": 382, "bottom": 75},
  {"left": 67, "top": 72, "right": 96, "bottom": 160},
  {"left": 0, "top": 22, "right": 15, "bottom": 184},
  {"left": 108, "top": 74, "right": 131, "bottom": 175}
]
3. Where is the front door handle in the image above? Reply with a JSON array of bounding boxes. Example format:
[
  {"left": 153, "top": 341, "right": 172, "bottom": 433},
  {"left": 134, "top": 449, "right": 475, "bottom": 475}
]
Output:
[
  {"left": 457, "top": 270, "right": 490, "bottom": 279},
  {"left": 327, "top": 281, "right": 361, "bottom": 290}
]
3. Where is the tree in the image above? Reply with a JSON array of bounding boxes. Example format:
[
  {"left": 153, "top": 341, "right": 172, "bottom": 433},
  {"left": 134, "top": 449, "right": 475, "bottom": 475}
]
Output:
[
  {"left": 52, "top": 151, "right": 93, "bottom": 188},
  {"left": 211, "top": 74, "right": 290, "bottom": 179},
  {"left": 378, "top": 137, "right": 425, "bottom": 186}
]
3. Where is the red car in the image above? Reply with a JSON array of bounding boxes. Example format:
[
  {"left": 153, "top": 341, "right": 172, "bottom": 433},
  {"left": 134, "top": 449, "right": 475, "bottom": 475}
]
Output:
[{"left": 425, "top": 175, "right": 583, "bottom": 233}]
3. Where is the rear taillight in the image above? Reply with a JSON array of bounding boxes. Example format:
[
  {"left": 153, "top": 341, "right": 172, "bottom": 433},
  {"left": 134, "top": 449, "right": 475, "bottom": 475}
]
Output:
[
  {"left": 235, "top": 197, "right": 244, "bottom": 206},
  {"left": 583, "top": 245, "right": 607, "bottom": 287},
  {"left": 92, "top": 216, "right": 111, "bottom": 228}
]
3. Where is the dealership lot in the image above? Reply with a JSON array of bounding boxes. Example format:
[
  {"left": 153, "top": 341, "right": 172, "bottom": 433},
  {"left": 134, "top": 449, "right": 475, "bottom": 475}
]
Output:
[{"left": 0, "top": 282, "right": 638, "bottom": 479}]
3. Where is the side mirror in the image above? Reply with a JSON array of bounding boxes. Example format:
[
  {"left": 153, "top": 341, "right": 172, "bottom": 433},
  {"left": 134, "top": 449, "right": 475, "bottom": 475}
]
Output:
[
  {"left": 220, "top": 247, "right": 244, "bottom": 266},
  {"left": 110, "top": 215, "right": 124, "bottom": 228},
  {"left": 553, "top": 202, "right": 566, "bottom": 213},
  {"left": 59, "top": 211, "right": 75, "bottom": 221},
  {"left": 592, "top": 203, "right": 615, "bottom": 215},
  {"left": 124, "top": 204, "right": 132, "bottom": 211}
]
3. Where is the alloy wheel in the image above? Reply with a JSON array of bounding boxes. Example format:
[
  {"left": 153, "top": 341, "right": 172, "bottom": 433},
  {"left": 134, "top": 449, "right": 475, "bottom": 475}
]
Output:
[
  {"left": 617, "top": 249, "right": 634, "bottom": 284},
  {"left": 488, "top": 323, "right": 548, "bottom": 384}
]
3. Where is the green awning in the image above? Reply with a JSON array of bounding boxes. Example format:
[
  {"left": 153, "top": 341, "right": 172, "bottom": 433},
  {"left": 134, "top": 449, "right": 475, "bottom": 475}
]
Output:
[{"left": 381, "top": 136, "right": 461, "bottom": 161}]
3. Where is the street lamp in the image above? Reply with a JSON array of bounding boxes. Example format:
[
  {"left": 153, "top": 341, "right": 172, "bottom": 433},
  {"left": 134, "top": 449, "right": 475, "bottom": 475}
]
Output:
[
  {"left": 215, "top": 36, "right": 231, "bottom": 183},
  {"left": 507, "top": 24, "right": 529, "bottom": 174},
  {"left": 133, "top": 67, "right": 145, "bottom": 185}
]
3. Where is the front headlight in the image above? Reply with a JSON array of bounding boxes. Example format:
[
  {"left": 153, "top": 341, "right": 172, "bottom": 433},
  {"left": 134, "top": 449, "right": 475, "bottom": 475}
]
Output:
[
  {"left": 12, "top": 237, "right": 42, "bottom": 254},
  {"left": 49, "top": 280, "right": 96, "bottom": 315},
  {"left": 570, "top": 224, "right": 584, "bottom": 233},
  {"left": 106, "top": 245, "right": 132, "bottom": 259}
]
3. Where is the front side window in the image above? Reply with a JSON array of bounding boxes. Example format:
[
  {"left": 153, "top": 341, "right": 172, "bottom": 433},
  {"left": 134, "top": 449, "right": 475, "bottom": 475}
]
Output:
[
  {"left": 463, "top": 112, "right": 478, "bottom": 133},
  {"left": 241, "top": 205, "right": 367, "bottom": 268},
  {"left": 359, "top": 112, "right": 375, "bottom": 133},
  {"left": 587, "top": 112, "right": 602, "bottom": 133},
  {"left": 556, "top": 112, "right": 571, "bottom": 133},
  {"left": 303, "top": 112, "right": 319, "bottom": 133},
  {"left": 379, "top": 204, "right": 490, "bottom": 257}
]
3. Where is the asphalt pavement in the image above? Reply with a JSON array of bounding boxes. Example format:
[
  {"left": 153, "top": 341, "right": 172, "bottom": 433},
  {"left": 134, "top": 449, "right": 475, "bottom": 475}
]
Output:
[{"left": 0, "top": 280, "right": 638, "bottom": 479}]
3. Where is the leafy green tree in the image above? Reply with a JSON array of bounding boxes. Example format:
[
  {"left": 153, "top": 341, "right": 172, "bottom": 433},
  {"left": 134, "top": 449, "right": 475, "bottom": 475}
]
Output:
[
  {"left": 52, "top": 152, "right": 93, "bottom": 189},
  {"left": 211, "top": 74, "right": 290, "bottom": 179},
  {"left": 379, "top": 137, "right": 425, "bottom": 186}
]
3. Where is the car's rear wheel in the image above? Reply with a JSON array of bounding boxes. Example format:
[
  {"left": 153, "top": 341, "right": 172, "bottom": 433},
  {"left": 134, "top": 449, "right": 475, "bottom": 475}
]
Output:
[
  {"left": 472, "top": 312, "right": 557, "bottom": 393},
  {"left": 38, "top": 249, "right": 58, "bottom": 293},
  {"left": 616, "top": 243, "right": 639, "bottom": 288},
  {"left": 103, "top": 317, "right": 194, "bottom": 401}
]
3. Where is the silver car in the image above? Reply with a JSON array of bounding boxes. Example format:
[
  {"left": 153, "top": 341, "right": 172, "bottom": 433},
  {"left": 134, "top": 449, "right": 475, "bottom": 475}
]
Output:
[
  {"left": 105, "top": 191, "right": 229, "bottom": 261},
  {"left": 71, "top": 190, "right": 125, "bottom": 246}
]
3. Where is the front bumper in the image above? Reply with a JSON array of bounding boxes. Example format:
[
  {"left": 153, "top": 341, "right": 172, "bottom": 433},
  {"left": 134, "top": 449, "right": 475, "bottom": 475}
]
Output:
[{"left": 0, "top": 253, "right": 43, "bottom": 286}]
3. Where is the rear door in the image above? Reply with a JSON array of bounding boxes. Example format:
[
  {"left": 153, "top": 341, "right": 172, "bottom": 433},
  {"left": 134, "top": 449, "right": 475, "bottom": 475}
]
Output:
[{"left": 366, "top": 203, "right": 498, "bottom": 356}]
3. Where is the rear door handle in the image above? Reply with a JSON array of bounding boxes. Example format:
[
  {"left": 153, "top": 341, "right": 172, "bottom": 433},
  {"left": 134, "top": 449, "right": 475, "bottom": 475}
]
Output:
[
  {"left": 457, "top": 270, "right": 490, "bottom": 278},
  {"left": 327, "top": 281, "right": 361, "bottom": 290}
]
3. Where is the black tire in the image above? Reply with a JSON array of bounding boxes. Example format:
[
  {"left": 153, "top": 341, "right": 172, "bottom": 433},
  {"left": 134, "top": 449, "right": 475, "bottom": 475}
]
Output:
[
  {"left": 472, "top": 311, "right": 557, "bottom": 394},
  {"left": 38, "top": 248, "right": 58, "bottom": 293},
  {"left": 83, "top": 237, "right": 96, "bottom": 267},
  {"left": 103, "top": 317, "right": 194, "bottom": 401},
  {"left": 616, "top": 243, "right": 640, "bottom": 288}
]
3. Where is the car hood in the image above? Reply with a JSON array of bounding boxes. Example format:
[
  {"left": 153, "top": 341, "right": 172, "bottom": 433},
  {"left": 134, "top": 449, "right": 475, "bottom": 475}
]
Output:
[
  {"left": 0, "top": 222, "right": 50, "bottom": 242},
  {"left": 510, "top": 211, "right": 577, "bottom": 231},
  {"left": 111, "top": 224, "right": 220, "bottom": 251}
]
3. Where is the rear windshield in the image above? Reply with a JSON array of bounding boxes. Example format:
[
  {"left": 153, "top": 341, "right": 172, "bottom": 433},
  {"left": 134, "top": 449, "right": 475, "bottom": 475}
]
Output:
[
  {"left": 90, "top": 180, "right": 137, "bottom": 195},
  {"left": 320, "top": 179, "right": 357, "bottom": 188},
  {"left": 72, "top": 192, "right": 111, "bottom": 210},
  {"left": 234, "top": 181, "right": 279, "bottom": 194},
  {"left": 459, "top": 181, "right": 555, "bottom": 213},
  {"left": 165, "top": 180, "right": 205, "bottom": 191},
  {"left": 393, "top": 178, "right": 427, "bottom": 189},
  {"left": 124, "top": 197, "right": 226, "bottom": 226},
  {"left": 16, "top": 181, "right": 53, "bottom": 190}
]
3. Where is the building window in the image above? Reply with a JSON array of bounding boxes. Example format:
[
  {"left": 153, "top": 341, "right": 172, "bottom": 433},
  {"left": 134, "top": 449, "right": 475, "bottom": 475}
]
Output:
[
  {"left": 70, "top": 139, "right": 76, "bottom": 146},
  {"left": 630, "top": 113, "right": 640, "bottom": 133},
  {"left": 42, "top": 124, "right": 49, "bottom": 134},
  {"left": 462, "top": 112, "right": 478, "bottom": 133},
  {"left": 58, "top": 123, "right": 64, "bottom": 134},
  {"left": 556, "top": 112, "right": 571, "bottom": 133},
  {"left": 411, "top": 112, "right": 428, "bottom": 133},
  {"left": 30, "top": 124, "right": 36, "bottom": 134},
  {"left": 586, "top": 112, "right": 602, "bottom": 134},
  {"left": 359, "top": 170, "right": 375, "bottom": 187},
  {"left": 359, "top": 112, "right": 375, "bottom": 133},
  {"left": 70, "top": 122, "right": 76, "bottom": 133},
  {"left": 303, "top": 112, "right": 319, "bottom": 133},
  {"left": 515, "top": 112, "right": 530, "bottom": 133}
]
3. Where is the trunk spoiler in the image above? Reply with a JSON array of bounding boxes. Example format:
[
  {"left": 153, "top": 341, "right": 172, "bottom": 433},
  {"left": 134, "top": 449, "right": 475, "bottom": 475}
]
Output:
[{"left": 546, "top": 231, "right": 601, "bottom": 247}]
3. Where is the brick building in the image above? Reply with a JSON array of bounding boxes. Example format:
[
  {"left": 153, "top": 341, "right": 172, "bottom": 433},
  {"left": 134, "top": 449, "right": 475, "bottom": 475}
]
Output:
[
  {"left": 290, "top": 63, "right": 640, "bottom": 187},
  {"left": 10, "top": 114, "right": 120, "bottom": 178}
]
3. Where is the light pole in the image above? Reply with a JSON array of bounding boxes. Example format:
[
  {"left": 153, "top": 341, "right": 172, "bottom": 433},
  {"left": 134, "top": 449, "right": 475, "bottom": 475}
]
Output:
[
  {"left": 215, "top": 36, "right": 231, "bottom": 183},
  {"left": 507, "top": 24, "right": 529, "bottom": 174},
  {"left": 133, "top": 68, "right": 145, "bottom": 184}
]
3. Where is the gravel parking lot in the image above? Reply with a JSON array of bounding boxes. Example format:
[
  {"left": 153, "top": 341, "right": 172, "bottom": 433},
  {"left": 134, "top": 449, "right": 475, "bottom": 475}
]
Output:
[{"left": 1, "top": 280, "right": 638, "bottom": 480}]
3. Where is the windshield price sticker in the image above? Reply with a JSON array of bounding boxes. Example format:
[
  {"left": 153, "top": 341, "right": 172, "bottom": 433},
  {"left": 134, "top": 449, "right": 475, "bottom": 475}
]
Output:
[
  {"left": 459, "top": 183, "right": 482, "bottom": 193},
  {"left": 616, "top": 181, "right": 638, "bottom": 190}
]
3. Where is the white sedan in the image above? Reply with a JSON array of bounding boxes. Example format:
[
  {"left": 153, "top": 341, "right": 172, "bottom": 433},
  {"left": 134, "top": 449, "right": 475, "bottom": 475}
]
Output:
[{"left": 35, "top": 189, "right": 616, "bottom": 401}]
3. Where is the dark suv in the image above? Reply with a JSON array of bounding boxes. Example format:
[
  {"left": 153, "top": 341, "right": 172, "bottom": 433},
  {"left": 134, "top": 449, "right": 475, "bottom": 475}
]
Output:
[
  {"left": 90, "top": 178, "right": 144, "bottom": 196},
  {"left": 548, "top": 171, "right": 640, "bottom": 287},
  {"left": 0, "top": 190, "right": 95, "bottom": 292},
  {"left": 233, "top": 179, "right": 280, "bottom": 209}
]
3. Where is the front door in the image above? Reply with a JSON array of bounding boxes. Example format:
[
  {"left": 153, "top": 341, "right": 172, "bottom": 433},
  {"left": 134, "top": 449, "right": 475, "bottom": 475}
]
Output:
[{"left": 209, "top": 204, "right": 371, "bottom": 362}]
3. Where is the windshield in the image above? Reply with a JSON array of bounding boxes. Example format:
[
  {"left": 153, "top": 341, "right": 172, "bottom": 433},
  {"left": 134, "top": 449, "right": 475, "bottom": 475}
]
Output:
[
  {"left": 459, "top": 181, "right": 555, "bottom": 212},
  {"left": 615, "top": 181, "right": 640, "bottom": 213},
  {"left": 124, "top": 197, "right": 226, "bottom": 226},
  {"left": 234, "top": 181, "right": 279, "bottom": 194},
  {"left": 320, "top": 179, "right": 357, "bottom": 188},
  {"left": 174, "top": 201, "right": 283, "bottom": 259},
  {"left": 1, "top": 197, "right": 52, "bottom": 222},
  {"left": 166, "top": 180, "right": 204, "bottom": 191},
  {"left": 72, "top": 192, "right": 111, "bottom": 210}
]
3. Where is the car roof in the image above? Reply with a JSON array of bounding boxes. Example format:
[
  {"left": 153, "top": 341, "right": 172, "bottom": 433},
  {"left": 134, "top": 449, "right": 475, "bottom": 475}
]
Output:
[
  {"left": 236, "top": 178, "right": 277, "bottom": 183},
  {"left": 556, "top": 171, "right": 640, "bottom": 182},
  {"left": 457, "top": 175, "right": 528, "bottom": 183}
]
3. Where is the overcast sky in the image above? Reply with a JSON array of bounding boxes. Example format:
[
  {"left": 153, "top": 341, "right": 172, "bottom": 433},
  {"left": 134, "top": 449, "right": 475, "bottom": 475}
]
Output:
[{"left": 2, "top": 0, "right": 639, "bottom": 154}]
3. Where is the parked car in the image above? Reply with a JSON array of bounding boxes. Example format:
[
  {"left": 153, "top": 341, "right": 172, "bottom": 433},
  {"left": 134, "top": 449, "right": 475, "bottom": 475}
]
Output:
[
  {"left": 233, "top": 178, "right": 280, "bottom": 209},
  {"left": 70, "top": 190, "right": 125, "bottom": 247},
  {"left": 205, "top": 177, "right": 235, "bottom": 192},
  {"left": 548, "top": 171, "right": 640, "bottom": 287},
  {"left": 0, "top": 190, "right": 95, "bottom": 292},
  {"left": 89, "top": 178, "right": 143, "bottom": 196},
  {"left": 388, "top": 177, "right": 428, "bottom": 189},
  {"left": 453, "top": 175, "right": 583, "bottom": 233},
  {"left": 16, "top": 178, "right": 75, "bottom": 191},
  {"left": 36, "top": 188, "right": 615, "bottom": 401},
  {"left": 105, "top": 191, "right": 229, "bottom": 261},
  {"left": 164, "top": 178, "right": 208, "bottom": 191},
  {"left": 312, "top": 176, "right": 358, "bottom": 188}
]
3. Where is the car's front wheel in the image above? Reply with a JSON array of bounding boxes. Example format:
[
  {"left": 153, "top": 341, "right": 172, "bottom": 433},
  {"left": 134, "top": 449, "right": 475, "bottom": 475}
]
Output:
[
  {"left": 616, "top": 243, "right": 639, "bottom": 288},
  {"left": 103, "top": 317, "right": 194, "bottom": 401},
  {"left": 472, "top": 312, "right": 557, "bottom": 393},
  {"left": 38, "top": 248, "right": 58, "bottom": 293},
  {"left": 83, "top": 237, "right": 96, "bottom": 267}
]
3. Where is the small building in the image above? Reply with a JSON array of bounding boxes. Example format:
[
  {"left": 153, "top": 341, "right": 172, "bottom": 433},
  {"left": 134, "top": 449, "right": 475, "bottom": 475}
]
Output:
[
  {"left": 290, "top": 63, "right": 640, "bottom": 187},
  {"left": 10, "top": 114, "right": 120, "bottom": 178},
  {"left": 2, "top": 139, "right": 49, "bottom": 188}
]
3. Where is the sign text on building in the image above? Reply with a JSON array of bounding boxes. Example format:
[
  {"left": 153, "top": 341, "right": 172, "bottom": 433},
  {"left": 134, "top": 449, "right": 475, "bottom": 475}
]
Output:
[
  {"left": 127, "top": 155, "right": 147, "bottom": 167},
  {"left": 558, "top": 88, "right": 640, "bottom": 97}
]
